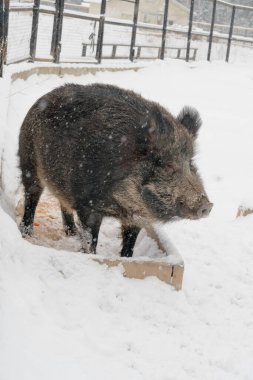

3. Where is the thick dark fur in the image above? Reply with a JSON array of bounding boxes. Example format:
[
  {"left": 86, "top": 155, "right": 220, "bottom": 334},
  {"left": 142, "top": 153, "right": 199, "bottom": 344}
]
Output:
[{"left": 18, "top": 83, "right": 212, "bottom": 256}]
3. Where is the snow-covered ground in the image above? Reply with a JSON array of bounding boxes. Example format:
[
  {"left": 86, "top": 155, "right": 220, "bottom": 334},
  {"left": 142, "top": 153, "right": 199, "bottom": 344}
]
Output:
[{"left": 0, "top": 59, "right": 253, "bottom": 380}]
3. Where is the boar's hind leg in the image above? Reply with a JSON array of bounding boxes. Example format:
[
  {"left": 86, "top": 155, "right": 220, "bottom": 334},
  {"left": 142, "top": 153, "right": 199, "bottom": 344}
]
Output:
[
  {"left": 60, "top": 205, "right": 77, "bottom": 236},
  {"left": 121, "top": 226, "right": 140, "bottom": 258},
  {"left": 76, "top": 207, "right": 102, "bottom": 254},
  {"left": 19, "top": 173, "right": 43, "bottom": 237}
]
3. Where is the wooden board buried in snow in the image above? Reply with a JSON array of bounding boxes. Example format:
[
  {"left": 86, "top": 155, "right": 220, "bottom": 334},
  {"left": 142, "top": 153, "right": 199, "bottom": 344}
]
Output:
[
  {"left": 236, "top": 206, "right": 253, "bottom": 218},
  {"left": 16, "top": 190, "right": 184, "bottom": 290}
]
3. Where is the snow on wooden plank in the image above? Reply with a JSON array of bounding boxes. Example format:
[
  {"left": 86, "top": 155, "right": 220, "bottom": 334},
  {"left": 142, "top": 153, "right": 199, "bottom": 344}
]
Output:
[{"left": 93, "top": 257, "right": 184, "bottom": 290}]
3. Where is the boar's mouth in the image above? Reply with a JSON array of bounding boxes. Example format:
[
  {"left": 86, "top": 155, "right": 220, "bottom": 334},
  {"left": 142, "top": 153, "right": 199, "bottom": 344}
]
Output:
[{"left": 141, "top": 187, "right": 175, "bottom": 222}]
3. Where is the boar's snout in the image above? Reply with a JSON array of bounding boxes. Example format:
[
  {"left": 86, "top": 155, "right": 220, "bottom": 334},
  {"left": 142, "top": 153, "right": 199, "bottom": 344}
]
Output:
[
  {"left": 178, "top": 192, "right": 213, "bottom": 220},
  {"left": 197, "top": 200, "right": 213, "bottom": 219},
  {"left": 176, "top": 193, "right": 213, "bottom": 221}
]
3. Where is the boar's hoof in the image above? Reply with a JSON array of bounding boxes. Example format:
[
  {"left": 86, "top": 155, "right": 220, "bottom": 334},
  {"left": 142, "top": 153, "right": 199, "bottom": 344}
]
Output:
[
  {"left": 79, "top": 245, "right": 96, "bottom": 254},
  {"left": 19, "top": 223, "right": 33, "bottom": 238},
  {"left": 79, "top": 237, "right": 96, "bottom": 254},
  {"left": 64, "top": 225, "right": 78, "bottom": 237}
]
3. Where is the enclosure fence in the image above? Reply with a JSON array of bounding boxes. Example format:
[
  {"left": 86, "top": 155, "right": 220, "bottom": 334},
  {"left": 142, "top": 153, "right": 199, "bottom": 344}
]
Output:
[{"left": 1, "top": 0, "right": 253, "bottom": 77}]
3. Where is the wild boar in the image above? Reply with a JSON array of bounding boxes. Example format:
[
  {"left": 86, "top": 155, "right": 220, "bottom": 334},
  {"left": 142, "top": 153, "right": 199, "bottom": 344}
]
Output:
[{"left": 18, "top": 83, "right": 212, "bottom": 256}]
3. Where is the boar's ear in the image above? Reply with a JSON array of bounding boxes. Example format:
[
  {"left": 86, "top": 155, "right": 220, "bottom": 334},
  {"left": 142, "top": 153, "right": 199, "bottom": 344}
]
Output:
[
  {"left": 177, "top": 106, "right": 202, "bottom": 137},
  {"left": 136, "top": 110, "right": 173, "bottom": 155}
]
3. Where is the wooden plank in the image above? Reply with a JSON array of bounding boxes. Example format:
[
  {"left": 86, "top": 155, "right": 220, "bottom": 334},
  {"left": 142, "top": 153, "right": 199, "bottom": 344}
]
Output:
[
  {"left": 93, "top": 257, "right": 184, "bottom": 290},
  {"left": 237, "top": 206, "right": 253, "bottom": 217}
]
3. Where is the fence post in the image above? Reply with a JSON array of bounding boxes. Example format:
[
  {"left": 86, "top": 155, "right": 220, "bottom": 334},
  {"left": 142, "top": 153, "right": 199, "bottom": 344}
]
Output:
[
  {"left": 3, "top": 0, "right": 9, "bottom": 64},
  {"left": 30, "top": 0, "right": 40, "bottom": 62},
  {"left": 0, "top": 0, "right": 4, "bottom": 77},
  {"left": 129, "top": 0, "right": 140, "bottom": 62},
  {"left": 207, "top": 0, "right": 217, "bottom": 61},
  {"left": 82, "top": 43, "right": 87, "bottom": 57},
  {"left": 186, "top": 0, "right": 195, "bottom": 62},
  {"left": 137, "top": 46, "right": 141, "bottom": 58},
  {"left": 160, "top": 0, "right": 170, "bottom": 60},
  {"left": 51, "top": 6, "right": 57, "bottom": 56},
  {"left": 96, "top": 0, "right": 107, "bottom": 64},
  {"left": 112, "top": 44, "right": 117, "bottom": 58},
  {"left": 226, "top": 5, "right": 236, "bottom": 63},
  {"left": 52, "top": 0, "right": 64, "bottom": 63}
]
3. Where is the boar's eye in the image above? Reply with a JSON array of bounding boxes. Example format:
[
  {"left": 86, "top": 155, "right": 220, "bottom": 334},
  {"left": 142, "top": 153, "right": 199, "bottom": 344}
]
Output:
[
  {"left": 151, "top": 155, "right": 163, "bottom": 168},
  {"left": 153, "top": 156, "right": 163, "bottom": 167},
  {"left": 177, "top": 106, "right": 202, "bottom": 137}
]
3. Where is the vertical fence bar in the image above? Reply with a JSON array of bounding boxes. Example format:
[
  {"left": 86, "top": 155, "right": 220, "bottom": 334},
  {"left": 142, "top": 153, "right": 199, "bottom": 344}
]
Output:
[
  {"left": 51, "top": 5, "right": 57, "bottom": 55},
  {"left": 160, "top": 0, "right": 170, "bottom": 60},
  {"left": 129, "top": 0, "right": 140, "bottom": 62},
  {"left": 207, "top": 0, "right": 217, "bottom": 61},
  {"left": 0, "top": 0, "right": 4, "bottom": 77},
  {"left": 226, "top": 5, "right": 236, "bottom": 63},
  {"left": 3, "top": 0, "right": 9, "bottom": 64},
  {"left": 52, "top": 0, "right": 64, "bottom": 63},
  {"left": 186, "top": 0, "right": 195, "bottom": 62},
  {"left": 112, "top": 44, "right": 117, "bottom": 58},
  {"left": 51, "top": 0, "right": 60, "bottom": 58},
  {"left": 96, "top": 0, "right": 106, "bottom": 64},
  {"left": 30, "top": 0, "right": 40, "bottom": 62},
  {"left": 56, "top": 0, "right": 64, "bottom": 63}
]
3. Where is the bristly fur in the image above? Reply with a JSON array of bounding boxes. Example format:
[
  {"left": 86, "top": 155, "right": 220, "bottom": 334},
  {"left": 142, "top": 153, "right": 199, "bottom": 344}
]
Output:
[
  {"left": 18, "top": 83, "right": 211, "bottom": 256},
  {"left": 177, "top": 106, "right": 202, "bottom": 136}
]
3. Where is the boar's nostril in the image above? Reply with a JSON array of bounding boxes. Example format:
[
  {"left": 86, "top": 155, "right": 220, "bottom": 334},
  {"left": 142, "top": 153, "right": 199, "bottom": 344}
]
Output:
[{"left": 197, "top": 202, "right": 213, "bottom": 218}]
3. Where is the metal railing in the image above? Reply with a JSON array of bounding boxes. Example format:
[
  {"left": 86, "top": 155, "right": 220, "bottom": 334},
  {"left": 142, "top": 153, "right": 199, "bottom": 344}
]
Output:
[
  {"left": 82, "top": 43, "right": 198, "bottom": 61},
  {"left": 1, "top": 0, "right": 253, "bottom": 77}
]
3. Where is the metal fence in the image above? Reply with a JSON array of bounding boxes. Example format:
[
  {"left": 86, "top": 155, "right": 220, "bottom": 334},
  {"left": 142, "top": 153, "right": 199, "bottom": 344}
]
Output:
[{"left": 1, "top": 0, "right": 253, "bottom": 77}]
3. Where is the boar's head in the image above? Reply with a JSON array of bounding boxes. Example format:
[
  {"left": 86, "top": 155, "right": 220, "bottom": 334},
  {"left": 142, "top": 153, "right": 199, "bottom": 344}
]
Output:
[{"left": 139, "top": 106, "right": 213, "bottom": 222}]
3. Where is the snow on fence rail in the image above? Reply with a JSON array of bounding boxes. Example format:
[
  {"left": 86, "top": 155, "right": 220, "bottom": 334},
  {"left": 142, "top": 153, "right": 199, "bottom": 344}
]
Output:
[{"left": 1, "top": 0, "right": 253, "bottom": 77}]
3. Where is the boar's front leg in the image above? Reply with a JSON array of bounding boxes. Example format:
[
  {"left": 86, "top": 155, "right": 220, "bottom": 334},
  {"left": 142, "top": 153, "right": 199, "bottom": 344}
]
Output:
[
  {"left": 76, "top": 206, "right": 102, "bottom": 254},
  {"left": 121, "top": 226, "right": 140, "bottom": 258},
  {"left": 60, "top": 205, "right": 77, "bottom": 236}
]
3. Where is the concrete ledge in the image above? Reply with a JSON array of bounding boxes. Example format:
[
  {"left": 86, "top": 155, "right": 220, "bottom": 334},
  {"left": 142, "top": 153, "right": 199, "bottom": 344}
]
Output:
[{"left": 10, "top": 64, "right": 143, "bottom": 82}]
